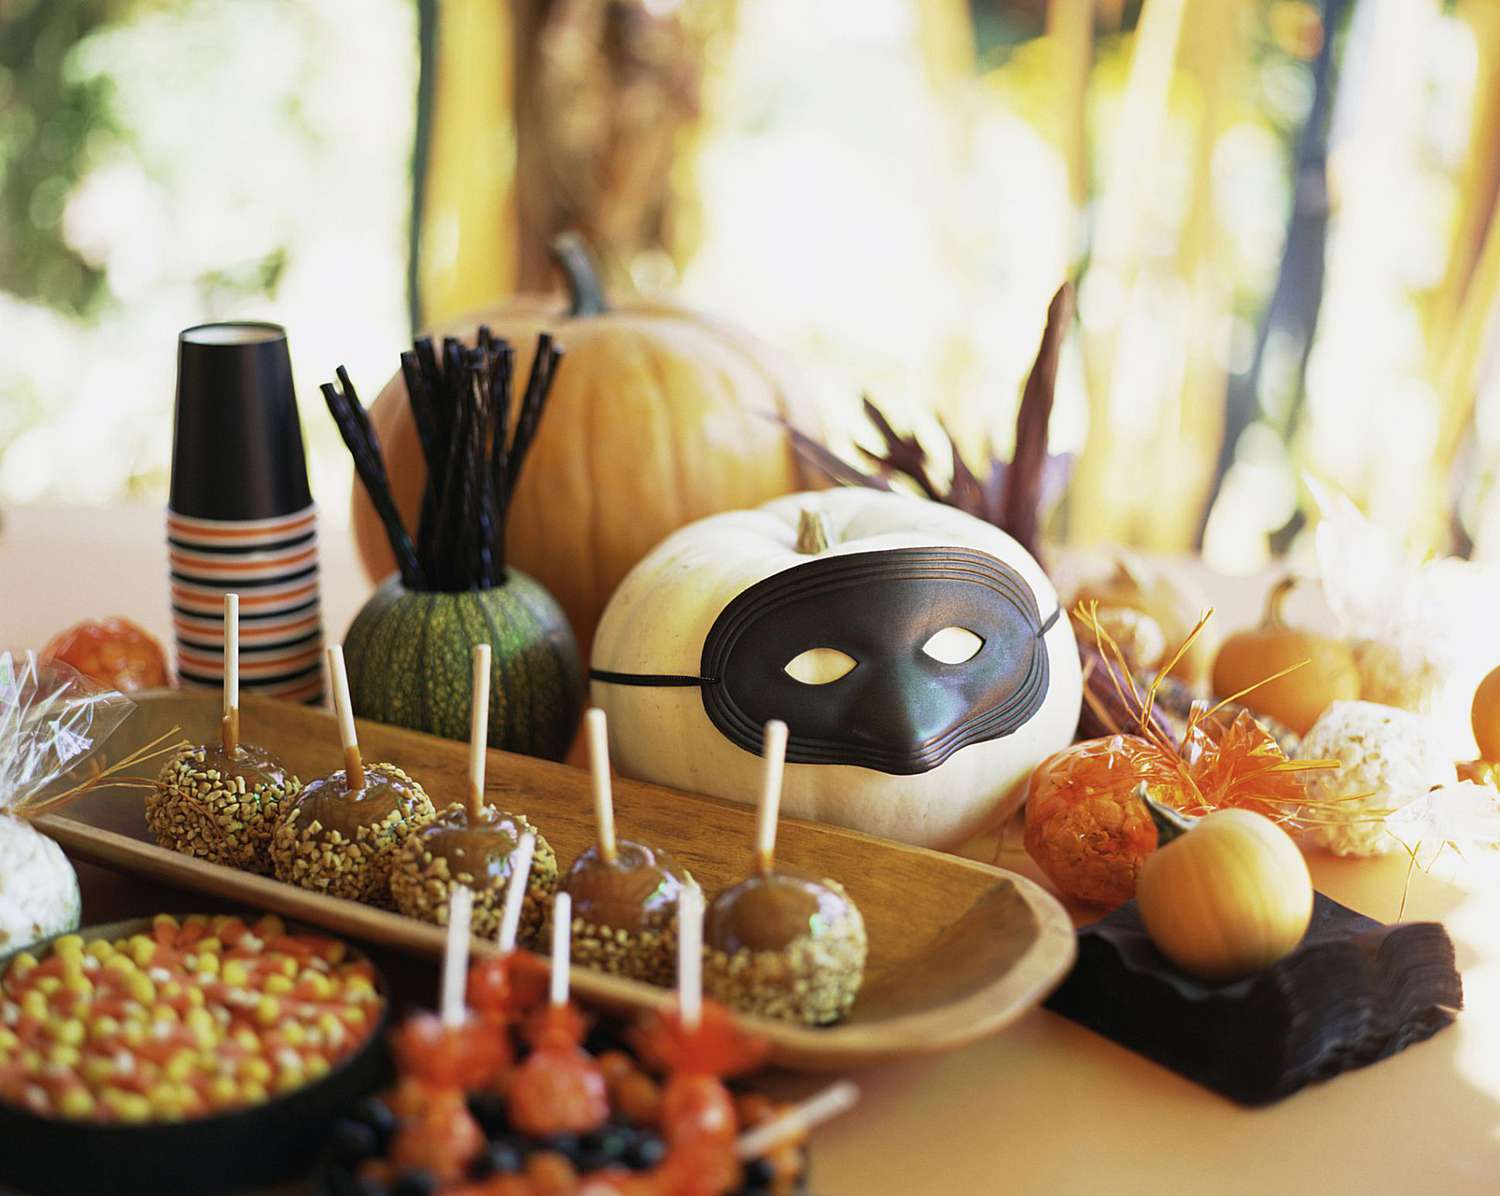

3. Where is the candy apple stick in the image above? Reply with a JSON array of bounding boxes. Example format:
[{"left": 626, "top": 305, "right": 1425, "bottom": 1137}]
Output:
[
  {"left": 755, "top": 720, "right": 789, "bottom": 875},
  {"left": 326, "top": 643, "right": 365, "bottom": 790},
  {"left": 441, "top": 884, "right": 475, "bottom": 1028},
  {"left": 585, "top": 708, "right": 617, "bottom": 863},
  {"left": 497, "top": 830, "right": 537, "bottom": 954},
  {"left": 678, "top": 879, "right": 704, "bottom": 1032},
  {"left": 221, "top": 592, "right": 240, "bottom": 755},
  {"left": 550, "top": 891, "right": 572, "bottom": 1007},
  {"left": 734, "top": 1080, "right": 860, "bottom": 1161},
  {"left": 468, "top": 644, "right": 492, "bottom": 819}
]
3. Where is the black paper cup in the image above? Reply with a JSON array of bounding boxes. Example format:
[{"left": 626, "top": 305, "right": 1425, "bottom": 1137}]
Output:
[
  {"left": 167, "top": 323, "right": 322, "bottom": 703},
  {"left": 169, "top": 323, "right": 311, "bottom": 522}
]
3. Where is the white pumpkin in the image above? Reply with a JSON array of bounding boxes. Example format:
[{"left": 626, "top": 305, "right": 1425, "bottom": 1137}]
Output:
[{"left": 590, "top": 489, "right": 1082, "bottom": 848}]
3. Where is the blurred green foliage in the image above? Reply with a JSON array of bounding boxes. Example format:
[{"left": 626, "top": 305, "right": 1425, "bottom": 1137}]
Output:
[{"left": 0, "top": 0, "right": 127, "bottom": 315}]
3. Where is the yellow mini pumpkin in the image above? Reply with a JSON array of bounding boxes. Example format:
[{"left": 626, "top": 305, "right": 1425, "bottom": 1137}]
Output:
[
  {"left": 1136, "top": 793, "right": 1312, "bottom": 983},
  {"left": 590, "top": 488, "right": 1082, "bottom": 850},
  {"left": 1211, "top": 576, "right": 1360, "bottom": 736},
  {"left": 351, "top": 234, "right": 830, "bottom": 660}
]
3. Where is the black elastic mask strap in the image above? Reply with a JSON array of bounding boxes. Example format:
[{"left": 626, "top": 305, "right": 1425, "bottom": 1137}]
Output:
[{"left": 589, "top": 605, "right": 1062, "bottom": 689}]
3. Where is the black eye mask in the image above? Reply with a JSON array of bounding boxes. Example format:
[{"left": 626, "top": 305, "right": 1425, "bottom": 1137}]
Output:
[{"left": 591, "top": 547, "right": 1061, "bottom": 775}]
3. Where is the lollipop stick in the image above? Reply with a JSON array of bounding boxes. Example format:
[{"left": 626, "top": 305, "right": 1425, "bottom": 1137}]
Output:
[
  {"left": 441, "top": 885, "right": 475, "bottom": 1028},
  {"left": 585, "top": 708, "right": 617, "bottom": 863},
  {"left": 468, "top": 643, "right": 492, "bottom": 820},
  {"left": 678, "top": 879, "right": 703, "bottom": 1032},
  {"left": 497, "top": 830, "right": 537, "bottom": 954},
  {"left": 221, "top": 593, "right": 240, "bottom": 756},
  {"left": 735, "top": 1080, "right": 860, "bottom": 1161},
  {"left": 755, "top": 720, "right": 789, "bottom": 874},
  {"left": 327, "top": 644, "right": 365, "bottom": 790},
  {"left": 550, "top": 891, "right": 572, "bottom": 1007}
]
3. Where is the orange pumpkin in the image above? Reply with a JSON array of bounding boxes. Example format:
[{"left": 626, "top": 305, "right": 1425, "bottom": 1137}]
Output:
[
  {"left": 1211, "top": 576, "right": 1360, "bottom": 736},
  {"left": 352, "top": 235, "right": 829, "bottom": 659},
  {"left": 1474, "top": 664, "right": 1500, "bottom": 762}
]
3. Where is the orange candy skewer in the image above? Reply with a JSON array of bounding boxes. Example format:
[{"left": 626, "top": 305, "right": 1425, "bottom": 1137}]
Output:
[
  {"left": 506, "top": 892, "right": 611, "bottom": 1138},
  {"left": 631, "top": 884, "right": 770, "bottom": 1195},
  {"left": 385, "top": 886, "right": 491, "bottom": 1183},
  {"left": 466, "top": 829, "right": 550, "bottom": 1026}
]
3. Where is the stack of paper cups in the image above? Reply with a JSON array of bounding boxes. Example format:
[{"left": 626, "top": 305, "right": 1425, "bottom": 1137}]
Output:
[{"left": 167, "top": 322, "right": 324, "bottom": 704}]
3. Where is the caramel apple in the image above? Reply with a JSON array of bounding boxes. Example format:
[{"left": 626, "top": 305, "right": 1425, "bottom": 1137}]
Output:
[
  {"left": 146, "top": 594, "right": 300, "bottom": 872},
  {"left": 392, "top": 645, "right": 558, "bottom": 941},
  {"left": 560, "top": 709, "right": 692, "bottom": 986},
  {"left": 703, "top": 720, "right": 867, "bottom": 1025},
  {"left": 270, "top": 644, "right": 434, "bottom": 903}
]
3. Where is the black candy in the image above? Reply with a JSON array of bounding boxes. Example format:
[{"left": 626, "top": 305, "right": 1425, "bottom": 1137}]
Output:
[
  {"left": 624, "top": 1130, "right": 667, "bottom": 1170},
  {"left": 1044, "top": 892, "right": 1463, "bottom": 1105},
  {"left": 472, "top": 1140, "right": 526, "bottom": 1178},
  {"left": 327, "top": 1119, "right": 380, "bottom": 1167},
  {"left": 738, "top": 1155, "right": 777, "bottom": 1192},
  {"left": 467, "top": 1091, "right": 510, "bottom": 1135},
  {"left": 352, "top": 1096, "right": 398, "bottom": 1148},
  {"left": 390, "top": 1171, "right": 437, "bottom": 1196}
]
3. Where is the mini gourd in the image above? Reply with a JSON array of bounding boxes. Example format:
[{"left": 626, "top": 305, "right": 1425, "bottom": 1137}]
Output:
[
  {"left": 324, "top": 330, "right": 583, "bottom": 761},
  {"left": 1135, "top": 788, "right": 1313, "bottom": 983},
  {"left": 1211, "top": 576, "right": 1359, "bottom": 736}
]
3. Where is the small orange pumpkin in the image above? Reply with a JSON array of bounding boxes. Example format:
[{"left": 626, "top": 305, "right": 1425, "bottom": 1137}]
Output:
[
  {"left": 1473, "top": 664, "right": 1500, "bottom": 763},
  {"left": 1211, "top": 576, "right": 1359, "bottom": 736}
]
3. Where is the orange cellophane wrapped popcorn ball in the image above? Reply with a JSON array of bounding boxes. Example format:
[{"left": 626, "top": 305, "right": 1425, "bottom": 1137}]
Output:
[{"left": 1023, "top": 735, "right": 1184, "bottom": 907}]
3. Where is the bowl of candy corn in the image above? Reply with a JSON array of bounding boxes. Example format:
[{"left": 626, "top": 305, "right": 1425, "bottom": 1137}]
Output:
[{"left": 0, "top": 912, "right": 390, "bottom": 1196}]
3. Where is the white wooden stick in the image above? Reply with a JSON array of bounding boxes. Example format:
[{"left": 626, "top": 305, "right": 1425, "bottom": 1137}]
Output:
[
  {"left": 441, "top": 885, "right": 474, "bottom": 1028},
  {"left": 468, "top": 643, "right": 492, "bottom": 819},
  {"left": 585, "top": 708, "right": 617, "bottom": 863},
  {"left": 549, "top": 891, "right": 572, "bottom": 1007},
  {"left": 326, "top": 644, "right": 364, "bottom": 789},
  {"left": 497, "top": 830, "right": 536, "bottom": 953},
  {"left": 223, "top": 592, "right": 239, "bottom": 717},
  {"left": 734, "top": 1080, "right": 860, "bottom": 1160},
  {"left": 678, "top": 879, "right": 703, "bottom": 1032},
  {"left": 221, "top": 593, "right": 240, "bottom": 754},
  {"left": 755, "top": 719, "right": 789, "bottom": 874}
]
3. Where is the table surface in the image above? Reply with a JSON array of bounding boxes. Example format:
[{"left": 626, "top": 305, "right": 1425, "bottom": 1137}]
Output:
[{"left": 2, "top": 503, "right": 1498, "bottom": 1196}]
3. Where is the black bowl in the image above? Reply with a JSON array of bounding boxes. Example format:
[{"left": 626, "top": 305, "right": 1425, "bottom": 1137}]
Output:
[{"left": 0, "top": 917, "right": 392, "bottom": 1196}]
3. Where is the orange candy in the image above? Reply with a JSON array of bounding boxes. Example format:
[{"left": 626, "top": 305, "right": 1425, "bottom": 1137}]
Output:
[
  {"left": 1023, "top": 736, "right": 1176, "bottom": 908},
  {"left": 40, "top": 617, "right": 169, "bottom": 692}
]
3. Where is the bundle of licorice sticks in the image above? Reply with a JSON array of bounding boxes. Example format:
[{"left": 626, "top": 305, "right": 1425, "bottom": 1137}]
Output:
[{"left": 322, "top": 329, "right": 564, "bottom": 592}]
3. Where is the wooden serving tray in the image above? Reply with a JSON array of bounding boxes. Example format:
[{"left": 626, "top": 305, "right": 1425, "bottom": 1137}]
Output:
[{"left": 38, "top": 690, "right": 1075, "bottom": 1070}]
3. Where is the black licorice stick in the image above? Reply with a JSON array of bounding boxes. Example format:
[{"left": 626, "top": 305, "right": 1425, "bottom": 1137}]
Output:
[
  {"left": 401, "top": 349, "right": 442, "bottom": 578},
  {"left": 505, "top": 336, "right": 560, "bottom": 503},
  {"left": 431, "top": 349, "right": 473, "bottom": 590},
  {"left": 321, "top": 379, "right": 423, "bottom": 588},
  {"left": 495, "top": 337, "right": 519, "bottom": 582},
  {"left": 453, "top": 347, "right": 488, "bottom": 589},
  {"left": 471, "top": 346, "right": 498, "bottom": 588}
]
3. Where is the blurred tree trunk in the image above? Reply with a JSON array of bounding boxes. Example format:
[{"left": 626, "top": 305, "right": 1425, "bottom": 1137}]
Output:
[
  {"left": 412, "top": 0, "right": 517, "bottom": 327},
  {"left": 1416, "top": 0, "right": 1500, "bottom": 554},
  {"left": 1045, "top": 0, "right": 1093, "bottom": 212},
  {"left": 511, "top": 0, "right": 736, "bottom": 292},
  {"left": 413, "top": 0, "right": 735, "bottom": 324},
  {"left": 1070, "top": 0, "right": 1251, "bottom": 551}
]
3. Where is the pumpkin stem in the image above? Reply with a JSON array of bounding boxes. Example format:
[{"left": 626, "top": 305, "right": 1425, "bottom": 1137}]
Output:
[
  {"left": 1263, "top": 575, "right": 1298, "bottom": 630},
  {"left": 1138, "top": 784, "right": 1195, "bottom": 846},
  {"left": 795, "top": 509, "right": 832, "bottom": 555},
  {"left": 549, "top": 232, "right": 609, "bottom": 318}
]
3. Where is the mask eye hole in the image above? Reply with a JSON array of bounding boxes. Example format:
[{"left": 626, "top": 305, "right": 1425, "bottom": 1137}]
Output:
[
  {"left": 922, "top": 626, "right": 984, "bottom": 665},
  {"left": 784, "top": 647, "right": 857, "bottom": 685}
]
